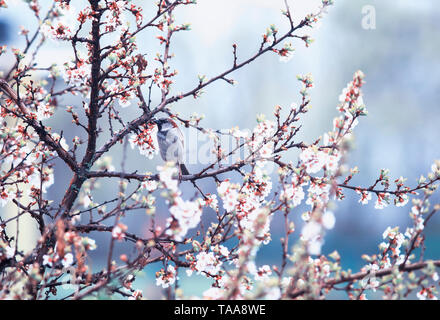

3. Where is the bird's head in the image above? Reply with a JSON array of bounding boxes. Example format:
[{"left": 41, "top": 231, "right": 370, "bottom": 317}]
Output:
[{"left": 152, "top": 117, "right": 177, "bottom": 131}]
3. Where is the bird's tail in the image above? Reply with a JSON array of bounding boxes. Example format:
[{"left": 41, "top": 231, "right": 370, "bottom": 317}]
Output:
[{"left": 180, "top": 164, "right": 190, "bottom": 176}]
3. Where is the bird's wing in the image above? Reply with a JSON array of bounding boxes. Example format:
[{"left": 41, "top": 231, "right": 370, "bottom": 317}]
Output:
[{"left": 158, "top": 128, "right": 185, "bottom": 163}]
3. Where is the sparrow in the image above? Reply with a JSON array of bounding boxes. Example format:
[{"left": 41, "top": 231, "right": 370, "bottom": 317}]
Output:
[{"left": 152, "top": 118, "right": 190, "bottom": 176}]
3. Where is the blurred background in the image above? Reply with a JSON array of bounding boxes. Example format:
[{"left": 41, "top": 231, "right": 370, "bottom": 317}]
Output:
[{"left": 1, "top": 0, "right": 439, "bottom": 299}]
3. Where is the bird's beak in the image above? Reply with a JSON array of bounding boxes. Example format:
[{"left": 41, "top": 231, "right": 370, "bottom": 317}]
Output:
[{"left": 151, "top": 117, "right": 159, "bottom": 125}]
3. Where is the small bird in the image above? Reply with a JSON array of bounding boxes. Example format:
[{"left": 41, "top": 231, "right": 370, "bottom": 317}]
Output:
[{"left": 153, "top": 118, "right": 190, "bottom": 177}]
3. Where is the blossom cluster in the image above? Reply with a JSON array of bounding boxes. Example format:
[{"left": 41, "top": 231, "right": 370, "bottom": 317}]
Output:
[{"left": 129, "top": 124, "right": 159, "bottom": 159}]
